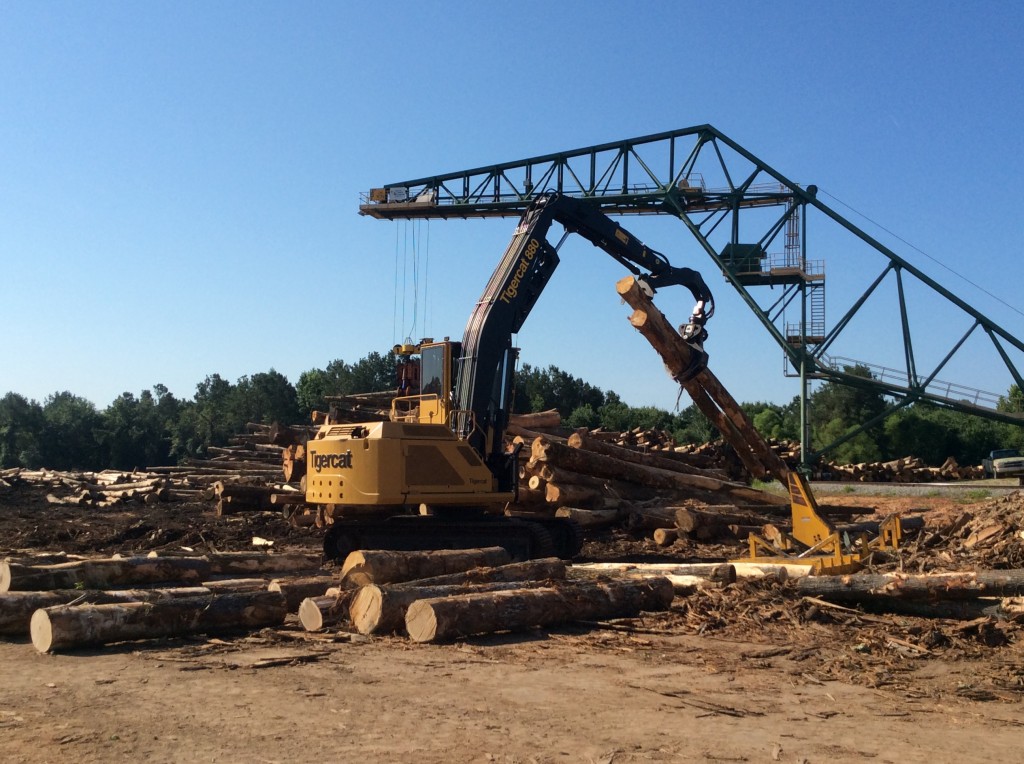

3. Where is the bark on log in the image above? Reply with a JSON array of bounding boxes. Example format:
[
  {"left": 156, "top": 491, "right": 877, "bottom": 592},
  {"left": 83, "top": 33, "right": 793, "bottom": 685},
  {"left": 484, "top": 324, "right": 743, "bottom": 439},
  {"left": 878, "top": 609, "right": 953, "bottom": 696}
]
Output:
[
  {"left": 31, "top": 591, "right": 288, "bottom": 653},
  {"left": 405, "top": 577, "right": 675, "bottom": 643},
  {"left": 0, "top": 587, "right": 211, "bottom": 636},
  {"left": 1, "top": 557, "right": 213, "bottom": 592},
  {"left": 652, "top": 528, "right": 679, "bottom": 546},
  {"left": 350, "top": 580, "right": 555, "bottom": 635},
  {"left": 798, "top": 569, "right": 1024, "bottom": 602},
  {"left": 267, "top": 576, "right": 339, "bottom": 611},
  {"left": 509, "top": 409, "right": 561, "bottom": 429},
  {"left": 545, "top": 482, "right": 600, "bottom": 507},
  {"left": 340, "top": 547, "right": 512, "bottom": 587},
  {"left": 674, "top": 506, "right": 770, "bottom": 534},
  {"left": 554, "top": 507, "right": 621, "bottom": 529},
  {"left": 568, "top": 431, "right": 723, "bottom": 481},
  {"left": 204, "top": 552, "right": 322, "bottom": 576},
  {"left": 533, "top": 437, "right": 731, "bottom": 495}
]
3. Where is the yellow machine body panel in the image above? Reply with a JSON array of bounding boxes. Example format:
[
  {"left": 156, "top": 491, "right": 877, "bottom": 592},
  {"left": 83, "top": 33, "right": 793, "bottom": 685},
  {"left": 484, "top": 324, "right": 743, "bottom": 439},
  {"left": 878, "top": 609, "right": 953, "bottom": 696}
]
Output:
[{"left": 305, "top": 420, "right": 512, "bottom": 507}]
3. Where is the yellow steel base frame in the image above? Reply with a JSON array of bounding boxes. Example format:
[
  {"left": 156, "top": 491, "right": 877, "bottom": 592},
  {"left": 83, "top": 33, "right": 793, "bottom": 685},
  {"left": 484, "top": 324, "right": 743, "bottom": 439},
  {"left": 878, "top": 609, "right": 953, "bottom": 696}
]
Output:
[{"left": 732, "top": 471, "right": 904, "bottom": 575}]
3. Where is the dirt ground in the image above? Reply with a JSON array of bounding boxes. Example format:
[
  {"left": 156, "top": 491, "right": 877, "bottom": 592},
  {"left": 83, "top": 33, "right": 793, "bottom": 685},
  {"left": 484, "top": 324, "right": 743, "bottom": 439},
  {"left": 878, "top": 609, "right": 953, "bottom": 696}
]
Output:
[{"left": 2, "top": 487, "right": 1023, "bottom": 764}]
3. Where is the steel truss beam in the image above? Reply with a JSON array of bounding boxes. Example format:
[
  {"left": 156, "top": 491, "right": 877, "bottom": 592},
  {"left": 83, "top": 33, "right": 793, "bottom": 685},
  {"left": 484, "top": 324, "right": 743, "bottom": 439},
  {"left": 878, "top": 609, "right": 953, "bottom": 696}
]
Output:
[{"left": 360, "top": 125, "right": 1024, "bottom": 457}]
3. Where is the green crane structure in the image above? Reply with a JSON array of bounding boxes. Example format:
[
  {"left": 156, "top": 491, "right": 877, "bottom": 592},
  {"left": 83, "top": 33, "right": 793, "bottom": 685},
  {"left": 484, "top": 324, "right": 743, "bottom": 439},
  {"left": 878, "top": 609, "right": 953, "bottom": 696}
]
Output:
[{"left": 359, "top": 125, "right": 1024, "bottom": 465}]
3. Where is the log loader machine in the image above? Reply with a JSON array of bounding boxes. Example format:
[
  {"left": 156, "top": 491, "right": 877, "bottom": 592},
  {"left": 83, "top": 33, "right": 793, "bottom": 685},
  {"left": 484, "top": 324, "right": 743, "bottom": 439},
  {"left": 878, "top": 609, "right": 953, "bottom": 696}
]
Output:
[{"left": 307, "top": 193, "right": 714, "bottom": 561}]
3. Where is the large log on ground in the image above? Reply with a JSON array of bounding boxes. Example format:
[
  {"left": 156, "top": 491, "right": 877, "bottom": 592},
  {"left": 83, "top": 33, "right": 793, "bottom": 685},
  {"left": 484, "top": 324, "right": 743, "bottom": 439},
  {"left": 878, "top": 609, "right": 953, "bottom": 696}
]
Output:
[
  {"left": 554, "top": 507, "right": 621, "bottom": 529},
  {"left": 798, "top": 569, "right": 1024, "bottom": 602},
  {"left": 545, "top": 482, "right": 601, "bottom": 507},
  {"left": 0, "top": 557, "right": 213, "bottom": 592},
  {"left": 571, "top": 562, "right": 736, "bottom": 584},
  {"left": 391, "top": 558, "right": 566, "bottom": 588},
  {"left": 350, "top": 580, "right": 557, "bottom": 635},
  {"left": 340, "top": 547, "right": 512, "bottom": 587},
  {"left": 267, "top": 576, "right": 338, "bottom": 611},
  {"left": 405, "top": 577, "right": 675, "bottom": 643},
  {"left": 203, "top": 552, "right": 322, "bottom": 576},
  {"left": 0, "top": 587, "right": 211, "bottom": 636},
  {"left": 675, "top": 506, "right": 773, "bottom": 535},
  {"left": 30, "top": 591, "right": 288, "bottom": 653}
]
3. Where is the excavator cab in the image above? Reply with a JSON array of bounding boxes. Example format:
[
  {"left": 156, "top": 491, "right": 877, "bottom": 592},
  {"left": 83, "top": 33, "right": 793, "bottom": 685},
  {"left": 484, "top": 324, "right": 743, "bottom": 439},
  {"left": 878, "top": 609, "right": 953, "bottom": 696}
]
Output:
[{"left": 390, "top": 341, "right": 461, "bottom": 427}]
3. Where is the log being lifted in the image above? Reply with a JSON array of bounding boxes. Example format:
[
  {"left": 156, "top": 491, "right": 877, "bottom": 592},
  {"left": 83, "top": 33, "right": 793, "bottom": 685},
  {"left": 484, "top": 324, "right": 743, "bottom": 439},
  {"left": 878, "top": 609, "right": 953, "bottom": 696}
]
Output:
[
  {"left": 405, "top": 577, "right": 675, "bottom": 643},
  {"left": 616, "top": 276, "right": 789, "bottom": 485},
  {"left": 31, "top": 591, "right": 288, "bottom": 653},
  {"left": 798, "top": 569, "right": 1024, "bottom": 602},
  {"left": 340, "top": 547, "right": 512, "bottom": 587}
]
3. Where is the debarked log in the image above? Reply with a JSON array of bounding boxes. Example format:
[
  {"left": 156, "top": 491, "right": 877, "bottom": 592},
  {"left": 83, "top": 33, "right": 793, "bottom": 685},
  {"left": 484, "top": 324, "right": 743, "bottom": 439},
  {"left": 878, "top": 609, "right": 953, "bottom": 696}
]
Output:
[
  {"left": 404, "top": 577, "right": 675, "bottom": 643},
  {"left": 30, "top": 591, "right": 288, "bottom": 653}
]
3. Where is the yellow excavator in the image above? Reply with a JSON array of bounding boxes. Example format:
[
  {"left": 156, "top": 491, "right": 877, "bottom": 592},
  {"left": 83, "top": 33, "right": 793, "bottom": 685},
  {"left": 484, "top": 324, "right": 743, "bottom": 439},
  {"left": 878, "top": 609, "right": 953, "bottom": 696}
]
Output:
[{"left": 306, "top": 192, "right": 712, "bottom": 561}]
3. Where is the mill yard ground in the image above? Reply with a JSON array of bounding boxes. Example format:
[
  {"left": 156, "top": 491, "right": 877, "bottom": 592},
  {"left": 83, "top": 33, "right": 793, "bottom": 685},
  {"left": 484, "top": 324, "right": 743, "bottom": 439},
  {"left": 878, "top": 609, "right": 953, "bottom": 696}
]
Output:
[{"left": 1, "top": 486, "right": 1023, "bottom": 764}]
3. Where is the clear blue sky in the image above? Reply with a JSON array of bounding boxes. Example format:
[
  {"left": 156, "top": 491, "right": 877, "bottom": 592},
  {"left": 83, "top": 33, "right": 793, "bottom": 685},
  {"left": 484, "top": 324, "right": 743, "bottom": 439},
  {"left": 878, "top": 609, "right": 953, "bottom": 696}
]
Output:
[{"left": 2, "top": 1, "right": 1023, "bottom": 412}]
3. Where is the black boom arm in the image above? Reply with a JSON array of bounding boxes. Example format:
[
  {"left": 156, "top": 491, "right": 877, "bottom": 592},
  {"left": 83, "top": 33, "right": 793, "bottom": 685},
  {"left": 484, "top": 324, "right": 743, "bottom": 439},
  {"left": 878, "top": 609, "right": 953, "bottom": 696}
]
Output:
[{"left": 453, "top": 192, "right": 714, "bottom": 487}]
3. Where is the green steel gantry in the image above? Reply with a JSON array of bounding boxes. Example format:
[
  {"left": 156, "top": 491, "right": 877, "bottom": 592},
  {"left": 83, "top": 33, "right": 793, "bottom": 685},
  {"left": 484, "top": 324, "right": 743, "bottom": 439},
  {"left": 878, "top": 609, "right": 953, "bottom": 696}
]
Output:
[{"left": 359, "top": 125, "right": 1024, "bottom": 464}]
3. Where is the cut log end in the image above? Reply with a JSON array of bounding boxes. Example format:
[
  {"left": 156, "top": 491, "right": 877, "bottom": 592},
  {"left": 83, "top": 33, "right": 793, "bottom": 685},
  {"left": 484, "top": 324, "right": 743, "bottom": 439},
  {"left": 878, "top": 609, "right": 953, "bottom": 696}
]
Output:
[
  {"left": 29, "top": 609, "right": 55, "bottom": 653},
  {"left": 405, "top": 599, "right": 440, "bottom": 643},
  {"left": 349, "top": 585, "right": 384, "bottom": 635},
  {"left": 297, "top": 597, "right": 326, "bottom": 631}
]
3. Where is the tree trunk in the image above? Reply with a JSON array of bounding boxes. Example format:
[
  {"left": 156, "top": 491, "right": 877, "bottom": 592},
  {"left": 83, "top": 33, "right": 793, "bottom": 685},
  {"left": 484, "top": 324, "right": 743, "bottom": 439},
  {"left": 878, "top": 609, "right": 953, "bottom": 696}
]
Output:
[
  {"left": 544, "top": 482, "right": 601, "bottom": 507},
  {"left": 31, "top": 591, "right": 288, "bottom": 653},
  {"left": 340, "top": 547, "right": 512, "bottom": 587},
  {"left": 798, "top": 569, "right": 1024, "bottom": 602},
  {"left": 267, "top": 576, "right": 339, "bottom": 611},
  {"left": 405, "top": 577, "right": 675, "bottom": 643}
]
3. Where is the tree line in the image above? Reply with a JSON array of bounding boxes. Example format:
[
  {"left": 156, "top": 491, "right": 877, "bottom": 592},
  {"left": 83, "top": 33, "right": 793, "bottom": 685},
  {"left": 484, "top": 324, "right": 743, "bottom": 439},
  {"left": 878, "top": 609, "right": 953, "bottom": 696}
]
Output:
[{"left": 1, "top": 351, "right": 1021, "bottom": 472}]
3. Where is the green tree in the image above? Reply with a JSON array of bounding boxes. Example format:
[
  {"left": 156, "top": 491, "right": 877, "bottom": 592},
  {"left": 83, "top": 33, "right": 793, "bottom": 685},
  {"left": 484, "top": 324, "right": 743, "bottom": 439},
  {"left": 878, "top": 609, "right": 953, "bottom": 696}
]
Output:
[
  {"left": 0, "top": 392, "right": 45, "bottom": 468},
  {"left": 40, "top": 391, "right": 103, "bottom": 470},
  {"left": 231, "top": 369, "right": 300, "bottom": 426},
  {"left": 810, "top": 365, "right": 889, "bottom": 463}
]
